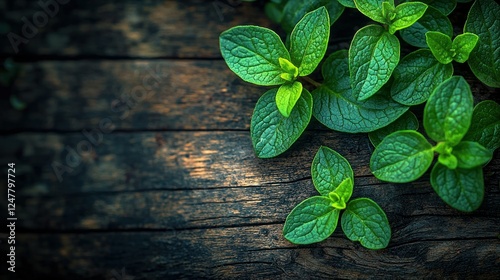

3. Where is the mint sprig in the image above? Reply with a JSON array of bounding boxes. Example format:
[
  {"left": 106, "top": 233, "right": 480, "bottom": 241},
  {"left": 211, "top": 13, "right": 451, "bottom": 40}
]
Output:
[{"left": 284, "top": 147, "right": 391, "bottom": 249}]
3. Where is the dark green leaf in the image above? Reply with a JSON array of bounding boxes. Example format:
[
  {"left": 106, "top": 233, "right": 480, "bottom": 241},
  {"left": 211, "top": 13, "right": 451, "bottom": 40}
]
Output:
[
  {"left": 281, "top": 0, "right": 344, "bottom": 33},
  {"left": 391, "top": 49, "right": 453, "bottom": 105},
  {"left": 338, "top": 0, "right": 356, "bottom": 8},
  {"left": 369, "top": 111, "right": 419, "bottom": 147},
  {"left": 424, "top": 76, "right": 473, "bottom": 146},
  {"left": 370, "top": 130, "right": 434, "bottom": 183},
  {"left": 430, "top": 163, "right": 484, "bottom": 212},
  {"left": 313, "top": 50, "right": 408, "bottom": 133},
  {"left": 464, "top": 0, "right": 500, "bottom": 88},
  {"left": 400, "top": 6, "right": 453, "bottom": 48},
  {"left": 283, "top": 196, "right": 340, "bottom": 244},
  {"left": 349, "top": 25, "right": 400, "bottom": 100},
  {"left": 463, "top": 100, "right": 500, "bottom": 152},
  {"left": 452, "top": 141, "right": 493, "bottom": 169},
  {"left": 251, "top": 88, "right": 312, "bottom": 158},
  {"left": 341, "top": 198, "right": 391, "bottom": 249}
]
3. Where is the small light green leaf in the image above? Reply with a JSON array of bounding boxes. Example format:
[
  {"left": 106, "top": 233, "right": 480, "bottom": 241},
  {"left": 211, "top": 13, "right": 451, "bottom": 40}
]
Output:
[
  {"left": 369, "top": 111, "right": 419, "bottom": 147},
  {"left": 312, "top": 146, "right": 354, "bottom": 196},
  {"left": 329, "top": 192, "right": 347, "bottom": 210},
  {"left": 338, "top": 0, "right": 356, "bottom": 8},
  {"left": 276, "top": 81, "right": 303, "bottom": 117},
  {"left": 463, "top": 100, "right": 500, "bottom": 152},
  {"left": 370, "top": 130, "right": 434, "bottom": 183},
  {"left": 391, "top": 49, "right": 453, "bottom": 105},
  {"left": 341, "top": 198, "right": 391, "bottom": 250},
  {"left": 283, "top": 196, "right": 340, "bottom": 244},
  {"left": 400, "top": 6, "right": 453, "bottom": 48},
  {"left": 437, "top": 153, "right": 458, "bottom": 169},
  {"left": 354, "top": 0, "right": 394, "bottom": 23},
  {"left": 279, "top": 57, "right": 298, "bottom": 82},
  {"left": 424, "top": 76, "right": 473, "bottom": 146},
  {"left": 251, "top": 88, "right": 312, "bottom": 158},
  {"left": 465, "top": 0, "right": 500, "bottom": 88},
  {"left": 426, "top": 31, "right": 453, "bottom": 64},
  {"left": 331, "top": 178, "right": 354, "bottom": 206},
  {"left": 220, "top": 26, "right": 289, "bottom": 86},
  {"left": 281, "top": 0, "right": 344, "bottom": 33},
  {"left": 452, "top": 141, "right": 493, "bottom": 169},
  {"left": 430, "top": 163, "right": 484, "bottom": 212},
  {"left": 452, "top": 33, "right": 479, "bottom": 63},
  {"left": 389, "top": 2, "right": 428, "bottom": 34},
  {"left": 289, "top": 7, "right": 330, "bottom": 76},
  {"left": 349, "top": 25, "right": 400, "bottom": 100},
  {"left": 314, "top": 50, "right": 408, "bottom": 133}
]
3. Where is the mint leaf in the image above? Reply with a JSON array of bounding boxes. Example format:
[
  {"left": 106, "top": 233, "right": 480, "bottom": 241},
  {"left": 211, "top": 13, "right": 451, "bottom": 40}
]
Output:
[
  {"left": 452, "top": 141, "right": 493, "bottom": 169},
  {"left": 276, "top": 81, "right": 303, "bottom": 117},
  {"left": 465, "top": 0, "right": 500, "bottom": 87},
  {"left": 400, "top": 6, "right": 453, "bottom": 48},
  {"left": 278, "top": 57, "right": 298, "bottom": 82},
  {"left": 389, "top": 2, "right": 428, "bottom": 34},
  {"left": 338, "top": 0, "right": 356, "bottom": 8},
  {"left": 391, "top": 49, "right": 453, "bottom": 105},
  {"left": 354, "top": 0, "right": 394, "bottom": 23},
  {"left": 370, "top": 130, "right": 434, "bottom": 183},
  {"left": 424, "top": 76, "right": 473, "bottom": 146},
  {"left": 369, "top": 111, "right": 419, "bottom": 147},
  {"left": 281, "top": 0, "right": 344, "bottom": 33},
  {"left": 251, "top": 88, "right": 312, "bottom": 158},
  {"left": 463, "top": 100, "right": 500, "bottom": 152},
  {"left": 331, "top": 178, "right": 354, "bottom": 207},
  {"left": 314, "top": 50, "right": 408, "bottom": 133},
  {"left": 341, "top": 198, "right": 391, "bottom": 250},
  {"left": 418, "top": 0, "right": 456, "bottom": 16},
  {"left": 220, "top": 26, "right": 290, "bottom": 86},
  {"left": 426, "top": 31, "right": 453, "bottom": 64},
  {"left": 289, "top": 7, "right": 330, "bottom": 76},
  {"left": 283, "top": 196, "right": 339, "bottom": 244},
  {"left": 312, "top": 146, "right": 354, "bottom": 196},
  {"left": 437, "top": 153, "right": 458, "bottom": 169},
  {"left": 349, "top": 25, "right": 400, "bottom": 100},
  {"left": 452, "top": 33, "right": 479, "bottom": 63},
  {"left": 430, "top": 163, "right": 484, "bottom": 212}
]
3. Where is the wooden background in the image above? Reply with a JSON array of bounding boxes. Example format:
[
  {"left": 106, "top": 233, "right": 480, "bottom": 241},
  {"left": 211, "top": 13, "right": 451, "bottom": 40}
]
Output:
[{"left": 0, "top": 1, "right": 499, "bottom": 279}]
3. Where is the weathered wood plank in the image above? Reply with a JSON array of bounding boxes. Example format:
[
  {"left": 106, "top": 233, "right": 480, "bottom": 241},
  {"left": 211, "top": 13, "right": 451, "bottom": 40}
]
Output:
[
  {"left": 5, "top": 227, "right": 499, "bottom": 280},
  {"left": 1, "top": 1, "right": 275, "bottom": 58},
  {"left": 1, "top": 60, "right": 498, "bottom": 132}
]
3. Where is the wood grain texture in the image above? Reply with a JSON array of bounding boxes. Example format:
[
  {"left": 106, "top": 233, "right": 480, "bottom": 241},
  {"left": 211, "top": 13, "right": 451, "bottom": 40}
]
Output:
[{"left": 1, "top": 1, "right": 276, "bottom": 58}]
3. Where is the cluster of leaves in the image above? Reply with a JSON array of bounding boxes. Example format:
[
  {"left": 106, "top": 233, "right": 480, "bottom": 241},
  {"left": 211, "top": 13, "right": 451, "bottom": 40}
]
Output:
[
  {"left": 220, "top": 0, "right": 499, "bottom": 247},
  {"left": 283, "top": 146, "right": 391, "bottom": 249}
]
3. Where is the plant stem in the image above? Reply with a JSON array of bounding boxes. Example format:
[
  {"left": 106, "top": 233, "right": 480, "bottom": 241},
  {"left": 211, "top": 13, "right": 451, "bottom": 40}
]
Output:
[{"left": 301, "top": 76, "right": 322, "bottom": 88}]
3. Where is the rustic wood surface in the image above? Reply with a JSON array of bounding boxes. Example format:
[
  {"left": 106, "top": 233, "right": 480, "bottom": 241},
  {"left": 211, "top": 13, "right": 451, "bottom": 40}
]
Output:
[{"left": 0, "top": 1, "right": 499, "bottom": 279}]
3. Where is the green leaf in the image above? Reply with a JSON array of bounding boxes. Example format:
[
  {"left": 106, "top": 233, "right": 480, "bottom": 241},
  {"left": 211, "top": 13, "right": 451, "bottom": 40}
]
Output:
[
  {"left": 437, "top": 153, "right": 458, "bottom": 169},
  {"left": 369, "top": 111, "right": 419, "bottom": 147},
  {"left": 430, "top": 163, "right": 484, "bottom": 212},
  {"left": 289, "top": 7, "right": 330, "bottom": 76},
  {"left": 400, "top": 6, "right": 453, "bottom": 48},
  {"left": 452, "top": 33, "right": 479, "bottom": 63},
  {"left": 465, "top": 0, "right": 500, "bottom": 88},
  {"left": 349, "top": 25, "right": 400, "bottom": 100},
  {"left": 329, "top": 192, "right": 347, "bottom": 210},
  {"left": 251, "top": 88, "right": 312, "bottom": 158},
  {"left": 283, "top": 196, "right": 340, "bottom": 244},
  {"left": 341, "top": 198, "right": 391, "bottom": 250},
  {"left": 424, "top": 76, "right": 473, "bottom": 146},
  {"left": 452, "top": 141, "right": 493, "bottom": 169},
  {"left": 276, "top": 81, "right": 303, "bottom": 117},
  {"left": 463, "top": 100, "right": 500, "bottom": 152},
  {"left": 425, "top": 31, "right": 453, "bottom": 64},
  {"left": 312, "top": 146, "right": 354, "bottom": 197},
  {"left": 354, "top": 0, "right": 394, "bottom": 23},
  {"left": 331, "top": 178, "right": 354, "bottom": 207},
  {"left": 389, "top": 2, "right": 428, "bottom": 34},
  {"left": 281, "top": 0, "right": 344, "bottom": 33},
  {"left": 220, "top": 26, "right": 290, "bottom": 86},
  {"left": 278, "top": 57, "right": 298, "bottom": 82},
  {"left": 338, "top": 0, "right": 356, "bottom": 8},
  {"left": 418, "top": 0, "right": 456, "bottom": 16},
  {"left": 370, "top": 130, "right": 434, "bottom": 183},
  {"left": 391, "top": 49, "right": 453, "bottom": 105},
  {"left": 313, "top": 50, "right": 408, "bottom": 133}
]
